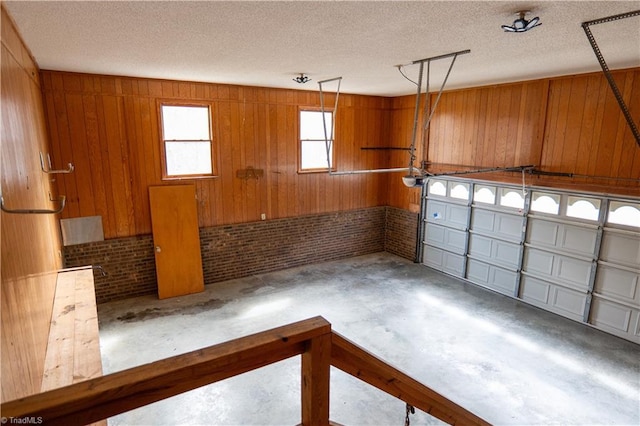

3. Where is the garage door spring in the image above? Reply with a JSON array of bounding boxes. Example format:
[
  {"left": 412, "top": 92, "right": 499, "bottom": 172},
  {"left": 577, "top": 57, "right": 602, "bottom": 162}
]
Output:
[{"left": 404, "top": 403, "right": 415, "bottom": 426}]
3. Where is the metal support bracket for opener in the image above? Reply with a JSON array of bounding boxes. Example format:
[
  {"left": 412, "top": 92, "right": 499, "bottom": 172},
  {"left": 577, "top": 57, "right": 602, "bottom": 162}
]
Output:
[
  {"left": 582, "top": 10, "right": 640, "bottom": 147},
  {"left": 407, "top": 49, "right": 471, "bottom": 182}
]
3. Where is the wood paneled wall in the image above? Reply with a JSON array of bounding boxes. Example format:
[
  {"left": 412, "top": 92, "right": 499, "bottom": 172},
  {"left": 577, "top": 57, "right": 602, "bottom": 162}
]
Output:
[
  {"left": 386, "top": 94, "right": 427, "bottom": 212},
  {"left": 1, "top": 5, "right": 62, "bottom": 402},
  {"left": 541, "top": 70, "right": 640, "bottom": 186},
  {"left": 41, "top": 71, "right": 391, "bottom": 239},
  {"left": 388, "top": 68, "right": 640, "bottom": 210}
]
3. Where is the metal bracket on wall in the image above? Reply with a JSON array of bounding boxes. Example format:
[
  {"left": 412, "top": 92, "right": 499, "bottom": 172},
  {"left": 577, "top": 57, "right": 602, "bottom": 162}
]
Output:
[
  {"left": 40, "top": 151, "right": 75, "bottom": 174},
  {"left": 236, "top": 167, "right": 264, "bottom": 180},
  {"left": 0, "top": 194, "right": 66, "bottom": 214},
  {"left": 582, "top": 10, "right": 640, "bottom": 147}
]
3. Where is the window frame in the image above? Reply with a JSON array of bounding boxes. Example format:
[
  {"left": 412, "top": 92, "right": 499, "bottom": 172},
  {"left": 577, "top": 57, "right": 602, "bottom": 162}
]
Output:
[
  {"left": 298, "top": 107, "right": 336, "bottom": 173},
  {"left": 606, "top": 199, "right": 640, "bottom": 229},
  {"left": 158, "top": 101, "right": 217, "bottom": 180}
]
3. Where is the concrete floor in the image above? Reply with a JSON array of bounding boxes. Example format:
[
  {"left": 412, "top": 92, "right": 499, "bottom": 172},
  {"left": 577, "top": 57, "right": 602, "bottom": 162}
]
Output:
[{"left": 97, "top": 252, "right": 640, "bottom": 426}]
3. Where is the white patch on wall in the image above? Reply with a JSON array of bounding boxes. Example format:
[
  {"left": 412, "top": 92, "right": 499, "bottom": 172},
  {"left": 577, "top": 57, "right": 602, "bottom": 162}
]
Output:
[{"left": 60, "top": 216, "right": 104, "bottom": 246}]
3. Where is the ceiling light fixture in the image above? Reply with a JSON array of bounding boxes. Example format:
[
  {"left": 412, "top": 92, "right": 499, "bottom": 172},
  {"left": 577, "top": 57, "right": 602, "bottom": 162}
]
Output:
[
  {"left": 293, "top": 73, "right": 311, "bottom": 84},
  {"left": 501, "top": 10, "right": 541, "bottom": 33}
]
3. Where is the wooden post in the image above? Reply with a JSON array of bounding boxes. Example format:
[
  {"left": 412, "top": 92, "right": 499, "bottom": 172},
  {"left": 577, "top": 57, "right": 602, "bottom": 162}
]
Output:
[{"left": 301, "top": 329, "right": 331, "bottom": 426}]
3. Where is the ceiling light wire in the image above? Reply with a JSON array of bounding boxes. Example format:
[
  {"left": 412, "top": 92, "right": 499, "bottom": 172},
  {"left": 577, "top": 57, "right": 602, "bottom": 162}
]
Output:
[{"left": 396, "top": 65, "right": 418, "bottom": 86}]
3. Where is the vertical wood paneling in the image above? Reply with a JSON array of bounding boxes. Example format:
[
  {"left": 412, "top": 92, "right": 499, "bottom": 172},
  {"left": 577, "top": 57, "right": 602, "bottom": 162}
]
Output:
[
  {"left": 1, "top": 5, "right": 61, "bottom": 402},
  {"left": 543, "top": 69, "right": 640, "bottom": 191},
  {"left": 41, "top": 71, "right": 392, "bottom": 238},
  {"left": 388, "top": 69, "right": 639, "bottom": 210},
  {"left": 41, "top": 67, "right": 640, "bottom": 231}
]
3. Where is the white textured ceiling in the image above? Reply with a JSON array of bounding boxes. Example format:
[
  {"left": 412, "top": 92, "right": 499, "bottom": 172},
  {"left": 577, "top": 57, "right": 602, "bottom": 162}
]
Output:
[{"left": 5, "top": 1, "right": 640, "bottom": 96}]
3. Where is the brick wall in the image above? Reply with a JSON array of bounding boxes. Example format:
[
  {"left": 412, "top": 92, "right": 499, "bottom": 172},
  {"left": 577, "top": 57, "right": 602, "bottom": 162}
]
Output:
[
  {"left": 63, "top": 235, "right": 157, "bottom": 303},
  {"left": 64, "top": 207, "right": 388, "bottom": 303},
  {"left": 384, "top": 206, "right": 419, "bottom": 261},
  {"left": 200, "top": 207, "right": 386, "bottom": 284}
]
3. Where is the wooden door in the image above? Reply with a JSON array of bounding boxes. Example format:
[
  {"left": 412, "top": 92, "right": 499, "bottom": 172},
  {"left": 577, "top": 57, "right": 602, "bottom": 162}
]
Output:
[{"left": 149, "top": 185, "right": 204, "bottom": 299}]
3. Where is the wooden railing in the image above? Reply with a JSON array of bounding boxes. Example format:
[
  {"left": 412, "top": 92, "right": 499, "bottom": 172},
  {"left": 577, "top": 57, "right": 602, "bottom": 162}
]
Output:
[{"left": 1, "top": 316, "right": 490, "bottom": 426}]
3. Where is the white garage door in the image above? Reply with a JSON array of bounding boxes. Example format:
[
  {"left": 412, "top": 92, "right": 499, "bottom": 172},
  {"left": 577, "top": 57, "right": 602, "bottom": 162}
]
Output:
[
  {"left": 467, "top": 185, "right": 525, "bottom": 296},
  {"left": 590, "top": 201, "right": 640, "bottom": 343},
  {"left": 520, "top": 194, "right": 601, "bottom": 322},
  {"left": 420, "top": 177, "right": 640, "bottom": 344},
  {"left": 422, "top": 180, "right": 470, "bottom": 277}
]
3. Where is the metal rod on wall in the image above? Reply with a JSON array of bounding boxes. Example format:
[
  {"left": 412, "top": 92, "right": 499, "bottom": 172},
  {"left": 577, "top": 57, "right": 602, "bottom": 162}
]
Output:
[
  {"left": 0, "top": 195, "right": 66, "bottom": 214},
  {"left": 40, "top": 151, "right": 74, "bottom": 174}
]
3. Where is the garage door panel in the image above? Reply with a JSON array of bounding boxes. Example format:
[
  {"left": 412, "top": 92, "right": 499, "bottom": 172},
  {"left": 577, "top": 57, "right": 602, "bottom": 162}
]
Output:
[
  {"left": 560, "top": 226, "right": 597, "bottom": 257},
  {"left": 527, "top": 218, "right": 597, "bottom": 257},
  {"left": 423, "top": 245, "right": 444, "bottom": 269},
  {"left": 495, "top": 214, "right": 525, "bottom": 240},
  {"left": 471, "top": 209, "right": 495, "bottom": 234},
  {"left": 552, "top": 287, "right": 587, "bottom": 318},
  {"left": 600, "top": 232, "right": 640, "bottom": 268},
  {"left": 425, "top": 223, "right": 466, "bottom": 254},
  {"left": 422, "top": 177, "right": 640, "bottom": 344},
  {"left": 524, "top": 248, "right": 592, "bottom": 290},
  {"left": 445, "top": 230, "right": 467, "bottom": 254},
  {"left": 467, "top": 259, "right": 518, "bottom": 295},
  {"left": 467, "top": 259, "right": 490, "bottom": 283},
  {"left": 524, "top": 248, "right": 554, "bottom": 275},
  {"left": 520, "top": 275, "right": 551, "bottom": 304},
  {"left": 590, "top": 297, "right": 640, "bottom": 343},
  {"left": 494, "top": 241, "right": 521, "bottom": 268},
  {"left": 556, "top": 257, "right": 591, "bottom": 288},
  {"left": 527, "top": 219, "right": 559, "bottom": 246},
  {"left": 423, "top": 246, "right": 465, "bottom": 277},
  {"left": 442, "top": 252, "right": 465, "bottom": 277},
  {"left": 449, "top": 206, "right": 469, "bottom": 228},
  {"left": 426, "top": 201, "right": 468, "bottom": 230},
  {"left": 520, "top": 276, "right": 586, "bottom": 321},
  {"left": 590, "top": 297, "right": 632, "bottom": 332},
  {"left": 471, "top": 209, "right": 523, "bottom": 242},
  {"left": 490, "top": 266, "right": 518, "bottom": 295},
  {"left": 594, "top": 265, "right": 639, "bottom": 304},
  {"left": 469, "top": 234, "right": 520, "bottom": 269},
  {"left": 425, "top": 223, "right": 446, "bottom": 246},
  {"left": 468, "top": 234, "right": 492, "bottom": 257}
]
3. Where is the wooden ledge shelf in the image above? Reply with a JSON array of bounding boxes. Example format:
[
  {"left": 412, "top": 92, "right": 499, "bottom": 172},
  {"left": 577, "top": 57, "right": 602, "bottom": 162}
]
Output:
[{"left": 41, "top": 268, "right": 105, "bottom": 426}]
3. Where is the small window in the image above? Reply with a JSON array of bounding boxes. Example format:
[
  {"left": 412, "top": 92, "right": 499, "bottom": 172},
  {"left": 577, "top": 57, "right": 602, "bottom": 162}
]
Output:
[
  {"left": 300, "top": 110, "right": 333, "bottom": 171},
  {"left": 500, "top": 189, "right": 525, "bottom": 209},
  {"left": 474, "top": 185, "right": 496, "bottom": 205},
  {"left": 531, "top": 192, "right": 560, "bottom": 215},
  {"left": 449, "top": 182, "right": 470, "bottom": 200},
  {"left": 428, "top": 180, "right": 447, "bottom": 197},
  {"left": 607, "top": 201, "right": 640, "bottom": 228},
  {"left": 160, "top": 104, "right": 214, "bottom": 178},
  {"left": 566, "top": 196, "right": 600, "bottom": 221}
]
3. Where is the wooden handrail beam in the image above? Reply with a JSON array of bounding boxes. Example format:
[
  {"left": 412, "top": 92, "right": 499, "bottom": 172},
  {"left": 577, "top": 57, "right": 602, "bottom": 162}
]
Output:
[
  {"left": 1, "top": 316, "right": 331, "bottom": 426},
  {"left": 301, "top": 330, "right": 331, "bottom": 426},
  {"left": 330, "top": 332, "right": 491, "bottom": 426},
  {"left": 2, "top": 316, "right": 489, "bottom": 426}
]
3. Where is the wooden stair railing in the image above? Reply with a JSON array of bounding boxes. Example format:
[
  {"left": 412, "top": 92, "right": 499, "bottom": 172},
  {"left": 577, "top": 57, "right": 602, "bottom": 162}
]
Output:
[{"left": 1, "top": 316, "right": 490, "bottom": 426}]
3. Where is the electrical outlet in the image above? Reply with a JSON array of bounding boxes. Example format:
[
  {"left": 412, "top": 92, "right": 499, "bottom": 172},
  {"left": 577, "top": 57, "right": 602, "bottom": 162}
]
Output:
[{"left": 261, "top": 213, "right": 266, "bottom": 220}]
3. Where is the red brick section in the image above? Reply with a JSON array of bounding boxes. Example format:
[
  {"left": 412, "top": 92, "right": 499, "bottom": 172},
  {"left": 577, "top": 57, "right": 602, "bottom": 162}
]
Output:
[
  {"left": 199, "top": 207, "right": 386, "bottom": 285},
  {"left": 384, "top": 207, "right": 419, "bottom": 261},
  {"left": 63, "top": 235, "right": 158, "bottom": 303},
  {"left": 65, "top": 207, "right": 419, "bottom": 303}
]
